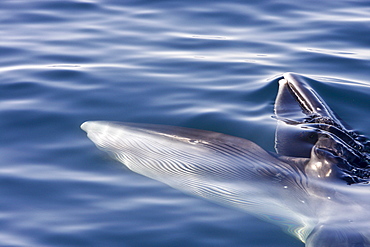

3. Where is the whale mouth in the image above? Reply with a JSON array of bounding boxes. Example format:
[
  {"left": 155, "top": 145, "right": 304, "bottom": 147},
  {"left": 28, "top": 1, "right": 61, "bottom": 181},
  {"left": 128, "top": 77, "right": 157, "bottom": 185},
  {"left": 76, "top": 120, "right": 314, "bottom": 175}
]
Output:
[
  {"left": 277, "top": 72, "right": 341, "bottom": 125},
  {"left": 281, "top": 73, "right": 333, "bottom": 119},
  {"left": 275, "top": 73, "right": 370, "bottom": 184}
]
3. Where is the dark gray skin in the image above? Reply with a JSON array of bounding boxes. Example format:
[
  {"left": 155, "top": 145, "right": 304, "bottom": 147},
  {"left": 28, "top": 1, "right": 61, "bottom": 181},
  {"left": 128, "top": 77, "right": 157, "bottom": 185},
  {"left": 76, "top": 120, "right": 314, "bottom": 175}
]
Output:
[
  {"left": 275, "top": 73, "right": 370, "bottom": 184},
  {"left": 82, "top": 73, "right": 370, "bottom": 246},
  {"left": 275, "top": 73, "right": 370, "bottom": 246}
]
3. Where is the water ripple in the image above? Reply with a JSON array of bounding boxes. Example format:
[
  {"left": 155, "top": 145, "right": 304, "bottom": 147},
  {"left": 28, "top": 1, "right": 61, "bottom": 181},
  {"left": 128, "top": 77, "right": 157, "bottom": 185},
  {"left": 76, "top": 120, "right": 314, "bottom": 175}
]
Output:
[{"left": 1, "top": 0, "right": 370, "bottom": 246}]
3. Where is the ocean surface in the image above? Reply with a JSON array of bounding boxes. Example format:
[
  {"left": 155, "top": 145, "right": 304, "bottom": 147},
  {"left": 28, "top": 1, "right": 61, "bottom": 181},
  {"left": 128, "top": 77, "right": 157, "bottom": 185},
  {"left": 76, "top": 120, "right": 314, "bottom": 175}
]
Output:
[{"left": 1, "top": 0, "right": 370, "bottom": 246}]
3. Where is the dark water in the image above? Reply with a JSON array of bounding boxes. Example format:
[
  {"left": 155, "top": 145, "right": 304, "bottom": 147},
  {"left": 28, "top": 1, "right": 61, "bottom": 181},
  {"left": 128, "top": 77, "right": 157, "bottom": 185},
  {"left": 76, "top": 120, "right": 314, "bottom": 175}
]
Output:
[{"left": 1, "top": 0, "right": 370, "bottom": 246}]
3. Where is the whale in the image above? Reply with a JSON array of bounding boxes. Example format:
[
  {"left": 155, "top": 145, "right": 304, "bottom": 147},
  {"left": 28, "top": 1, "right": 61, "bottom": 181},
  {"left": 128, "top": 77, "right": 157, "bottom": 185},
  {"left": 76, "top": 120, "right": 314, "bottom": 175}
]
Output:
[{"left": 81, "top": 73, "right": 370, "bottom": 246}]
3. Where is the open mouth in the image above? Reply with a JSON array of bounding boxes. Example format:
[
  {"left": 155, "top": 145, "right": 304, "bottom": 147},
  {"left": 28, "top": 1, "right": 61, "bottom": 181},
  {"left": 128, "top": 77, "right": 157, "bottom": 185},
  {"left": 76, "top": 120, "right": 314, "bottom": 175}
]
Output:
[{"left": 275, "top": 73, "right": 370, "bottom": 183}]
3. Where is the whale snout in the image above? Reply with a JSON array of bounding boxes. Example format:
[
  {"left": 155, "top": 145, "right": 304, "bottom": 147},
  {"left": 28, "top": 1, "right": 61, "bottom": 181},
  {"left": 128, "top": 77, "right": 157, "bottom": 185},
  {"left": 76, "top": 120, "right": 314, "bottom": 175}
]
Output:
[{"left": 80, "top": 121, "right": 89, "bottom": 132}]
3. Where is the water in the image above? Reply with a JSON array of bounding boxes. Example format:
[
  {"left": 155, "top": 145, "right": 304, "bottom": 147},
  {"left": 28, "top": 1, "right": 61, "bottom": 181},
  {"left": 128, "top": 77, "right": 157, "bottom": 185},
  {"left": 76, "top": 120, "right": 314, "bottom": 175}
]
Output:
[{"left": 1, "top": 0, "right": 370, "bottom": 246}]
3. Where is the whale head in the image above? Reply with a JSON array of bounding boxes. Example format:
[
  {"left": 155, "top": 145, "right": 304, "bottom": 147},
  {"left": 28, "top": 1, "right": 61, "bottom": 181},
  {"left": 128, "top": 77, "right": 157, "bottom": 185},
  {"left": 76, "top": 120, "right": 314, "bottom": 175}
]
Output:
[{"left": 81, "top": 73, "right": 370, "bottom": 246}]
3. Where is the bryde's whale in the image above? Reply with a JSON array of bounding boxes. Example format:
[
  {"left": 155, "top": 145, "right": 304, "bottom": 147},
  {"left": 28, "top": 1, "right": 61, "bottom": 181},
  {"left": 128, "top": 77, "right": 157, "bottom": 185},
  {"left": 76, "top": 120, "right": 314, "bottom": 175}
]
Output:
[{"left": 81, "top": 73, "right": 370, "bottom": 246}]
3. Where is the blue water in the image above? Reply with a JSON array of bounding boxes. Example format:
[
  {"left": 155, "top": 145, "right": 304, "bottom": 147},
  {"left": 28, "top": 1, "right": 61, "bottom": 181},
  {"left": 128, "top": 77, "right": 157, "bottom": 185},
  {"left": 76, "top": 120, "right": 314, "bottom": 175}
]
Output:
[{"left": 1, "top": 0, "right": 370, "bottom": 246}]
